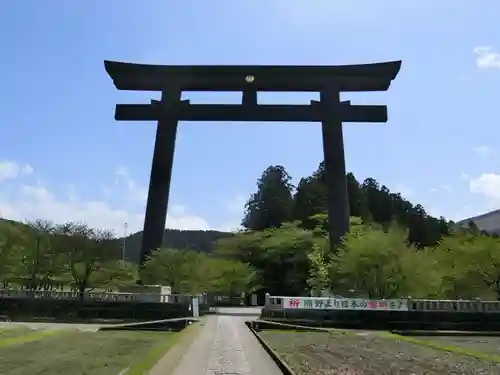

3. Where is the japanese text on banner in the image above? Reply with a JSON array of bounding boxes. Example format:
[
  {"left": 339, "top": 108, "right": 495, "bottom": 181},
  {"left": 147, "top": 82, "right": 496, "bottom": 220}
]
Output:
[{"left": 284, "top": 297, "right": 408, "bottom": 311}]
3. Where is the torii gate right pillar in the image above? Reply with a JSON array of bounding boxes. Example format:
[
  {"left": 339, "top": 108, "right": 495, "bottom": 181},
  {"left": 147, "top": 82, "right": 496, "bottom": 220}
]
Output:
[{"left": 319, "top": 87, "right": 350, "bottom": 251}]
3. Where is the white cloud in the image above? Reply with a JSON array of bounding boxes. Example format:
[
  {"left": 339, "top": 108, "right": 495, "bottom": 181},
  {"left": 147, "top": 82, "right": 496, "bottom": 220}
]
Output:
[
  {"left": 0, "top": 161, "right": 214, "bottom": 235},
  {"left": 0, "top": 160, "right": 34, "bottom": 180},
  {"left": 472, "top": 145, "right": 493, "bottom": 158},
  {"left": 469, "top": 173, "right": 500, "bottom": 204},
  {"left": 114, "top": 165, "right": 148, "bottom": 203},
  {"left": 474, "top": 46, "right": 500, "bottom": 69},
  {"left": 20, "top": 164, "right": 34, "bottom": 175},
  {"left": 218, "top": 193, "right": 248, "bottom": 232},
  {"left": 218, "top": 222, "right": 243, "bottom": 233}
]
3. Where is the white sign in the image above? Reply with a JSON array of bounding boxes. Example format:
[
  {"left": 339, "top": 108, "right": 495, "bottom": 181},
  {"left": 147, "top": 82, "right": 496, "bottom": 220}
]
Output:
[
  {"left": 192, "top": 296, "right": 200, "bottom": 318},
  {"left": 283, "top": 297, "right": 408, "bottom": 311}
]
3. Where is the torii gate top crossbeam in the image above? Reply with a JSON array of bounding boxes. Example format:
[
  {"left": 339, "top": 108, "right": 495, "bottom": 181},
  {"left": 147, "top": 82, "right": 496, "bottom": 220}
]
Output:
[{"left": 104, "top": 60, "right": 401, "bottom": 92}]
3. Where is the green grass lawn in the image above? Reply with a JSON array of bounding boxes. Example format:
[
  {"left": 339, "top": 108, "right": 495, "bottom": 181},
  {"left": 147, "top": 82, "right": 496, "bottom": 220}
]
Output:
[
  {"left": 0, "top": 327, "right": 33, "bottom": 340},
  {"left": 0, "top": 327, "right": 68, "bottom": 349},
  {"left": 0, "top": 329, "right": 179, "bottom": 375}
]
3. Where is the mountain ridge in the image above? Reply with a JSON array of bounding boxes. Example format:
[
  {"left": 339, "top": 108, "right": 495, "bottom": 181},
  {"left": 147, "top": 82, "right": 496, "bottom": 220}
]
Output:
[
  {"left": 119, "top": 228, "right": 233, "bottom": 263},
  {"left": 0, "top": 218, "right": 233, "bottom": 264},
  {"left": 456, "top": 208, "right": 500, "bottom": 234},
  {"left": 4, "top": 205, "right": 500, "bottom": 264}
]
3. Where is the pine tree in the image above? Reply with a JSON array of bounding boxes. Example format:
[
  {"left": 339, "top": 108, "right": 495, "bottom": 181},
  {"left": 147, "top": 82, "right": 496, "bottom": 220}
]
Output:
[{"left": 241, "top": 165, "right": 294, "bottom": 231}]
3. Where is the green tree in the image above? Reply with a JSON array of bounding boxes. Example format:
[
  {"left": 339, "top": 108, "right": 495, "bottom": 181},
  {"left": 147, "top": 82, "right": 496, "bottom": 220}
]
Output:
[
  {"left": 242, "top": 165, "right": 294, "bottom": 231},
  {"left": 54, "top": 222, "right": 119, "bottom": 297},
  {"left": 306, "top": 243, "right": 330, "bottom": 296},
  {"left": 346, "top": 172, "right": 370, "bottom": 220},
  {"left": 467, "top": 235, "right": 500, "bottom": 299},
  {"left": 142, "top": 248, "right": 186, "bottom": 292},
  {"left": 17, "top": 220, "right": 67, "bottom": 290},
  {"left": 216, "top": 222, "right": 320, "bottom": 296},
  {"left": 210, "top": 259, "right": 258, "bottom": 296},
  {"left": 308, "top": 214, "right": 364, "bottom": 238},
  {"left": 182, "top": 251, "right": 224, "bottom": 294},
  {"left": 92, "top": 260, "right": 138, "bottom": 290},
  {"left": 142, "top": 248, "right": 201, "bottom": 293},
  {"left": 432, "top": 233, "right": 500, "bottom": 299},
  {"left": 292, "top": 163, "right": 327, "bottom": 229},
  {"left": 141, "top": 248, "right": 256, "bottom": 295},
  {"left": 329, "top": 226, "right": 441, "bottom": 298},
  {"left": 0, "top": 220, "right": 25, "bottom": 287}
]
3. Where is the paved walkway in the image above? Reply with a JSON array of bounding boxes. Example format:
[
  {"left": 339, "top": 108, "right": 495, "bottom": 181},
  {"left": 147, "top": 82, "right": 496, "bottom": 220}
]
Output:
[{"left": 169, "top": 315, "right": 283, "bottom": 375}]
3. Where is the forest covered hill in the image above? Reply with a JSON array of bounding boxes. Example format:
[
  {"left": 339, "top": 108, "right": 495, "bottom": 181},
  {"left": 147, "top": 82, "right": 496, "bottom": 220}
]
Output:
[
  {"left": 3, "top": 160, "right": 499, "bottom": 264},
  {"left": 0, "top": 218, "right": 232, "bottom": 264},
  {"left": 118, "top": 206, "right": 500, "bottom": 263},
  {"left": 120, "top": 229, "right": 232, "bottom": 263}
]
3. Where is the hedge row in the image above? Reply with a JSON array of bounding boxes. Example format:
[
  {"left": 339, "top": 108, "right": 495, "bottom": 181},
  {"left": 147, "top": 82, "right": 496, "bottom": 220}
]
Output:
[
  {"left": 0, "top": 298, "right": 197, "bottom": 322},
  {"left": 261, "top": 307, "right": 500, "bottom": 331}
]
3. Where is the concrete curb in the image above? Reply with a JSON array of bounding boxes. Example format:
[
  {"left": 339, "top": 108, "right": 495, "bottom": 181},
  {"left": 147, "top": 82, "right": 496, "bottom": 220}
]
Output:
[
  {"left": 245, "top": 321, "right": 296, "bottom": 375},
  {"left": 98, "top": 317, "right": 198, "bottom": 331},
  {"left": 391, "top": 330, "right": 500, "bottom": 337},
  {"left": 148, "top": 319, "right": 205, "bottom": 375},
  {"left": 255, "top": 319, "right": 332, "bottom": 332}
]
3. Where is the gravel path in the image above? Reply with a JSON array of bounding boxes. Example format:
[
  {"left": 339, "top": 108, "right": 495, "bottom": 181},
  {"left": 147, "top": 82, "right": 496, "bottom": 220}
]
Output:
[{"left": 260, "top": 331, "right": 500, "bottom": 375}]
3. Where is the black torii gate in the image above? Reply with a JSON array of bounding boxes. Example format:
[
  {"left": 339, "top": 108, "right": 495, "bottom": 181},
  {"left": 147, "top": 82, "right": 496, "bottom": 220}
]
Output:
[{"left": 104, "top": 60, "right": 401, "bottom": 264}]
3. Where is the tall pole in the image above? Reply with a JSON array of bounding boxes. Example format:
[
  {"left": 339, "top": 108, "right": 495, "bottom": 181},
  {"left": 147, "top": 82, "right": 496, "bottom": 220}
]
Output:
[
  {"left": 122, "top": 222, "right": 128, "bottom": 261},
  {"left": 320, "top": 86, "right": 350, "bottom": 252},
  {"left": 140, "top": 87, "right": 182, "bottom": 264}
]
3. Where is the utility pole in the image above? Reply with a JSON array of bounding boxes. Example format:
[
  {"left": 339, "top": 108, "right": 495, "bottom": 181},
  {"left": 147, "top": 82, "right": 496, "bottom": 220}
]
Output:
[{"left": 122, "top": 222, "right": 128, "bottom": 261}]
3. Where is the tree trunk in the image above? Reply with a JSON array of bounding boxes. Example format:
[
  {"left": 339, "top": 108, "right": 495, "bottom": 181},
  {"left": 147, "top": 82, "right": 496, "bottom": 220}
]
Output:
[{"left": 78, "top": 285, "right": 86, "bottom": 301}]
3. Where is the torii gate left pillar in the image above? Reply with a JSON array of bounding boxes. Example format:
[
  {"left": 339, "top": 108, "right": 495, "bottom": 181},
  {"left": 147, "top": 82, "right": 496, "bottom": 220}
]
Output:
[{"left": 141, "top": 88, "right": 182, "bottom": 261}]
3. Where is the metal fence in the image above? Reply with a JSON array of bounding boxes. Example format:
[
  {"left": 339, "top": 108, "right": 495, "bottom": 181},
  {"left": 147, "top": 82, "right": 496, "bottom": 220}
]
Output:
[
  {"left": 408, "top": 298, "right": 500, "bottom": 313},
  {"left": 0, "top": 289, "right": 207, "bottom": 305}
]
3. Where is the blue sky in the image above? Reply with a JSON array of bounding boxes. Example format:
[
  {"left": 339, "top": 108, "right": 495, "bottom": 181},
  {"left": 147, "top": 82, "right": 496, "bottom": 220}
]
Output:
[{"left": 0, "top": 0, "right": 499, "bottom": 234}]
